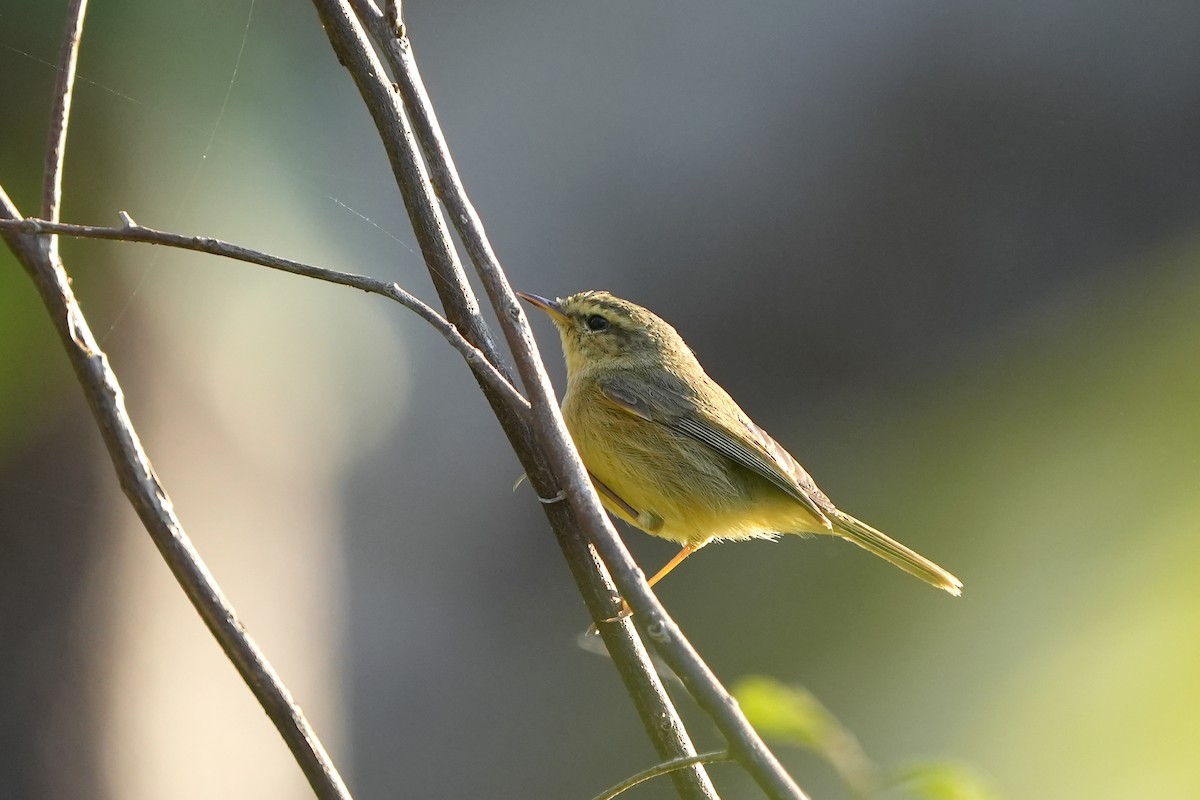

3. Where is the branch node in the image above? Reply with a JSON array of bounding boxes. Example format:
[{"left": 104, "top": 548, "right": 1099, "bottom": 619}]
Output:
[
  {"left": 644, "top": 620, "right": 672, "bottom": 643},
  {"left": 386, "top": 0, "right": 404, "bottom": 37},
  {"left": 118, "top": 210, "right": 138, "bottom": 229}
]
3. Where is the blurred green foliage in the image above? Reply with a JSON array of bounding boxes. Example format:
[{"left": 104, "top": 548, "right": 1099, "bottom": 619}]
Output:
[
  {"left": 735, "top": 675, "right": 1000, "bottom": 800},
  {"left": 891, "top": 762, "right": 999, "bottom": 800},
  {"left": 0, "top": 262, "right": 71, "bottom": 453}
]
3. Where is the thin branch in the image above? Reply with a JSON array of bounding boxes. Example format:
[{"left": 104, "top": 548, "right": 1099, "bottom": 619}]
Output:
[
  {"left": 594, "top": 751, "right": 736, "bottom": 800},
  {"left": 310, "top": 3, "right": 720, "bottom": 799},
  {"left": 42, "top": 0, "right": 87, "bottom": 236},
  {"left": 0, "top": 215, "right": 529, "bottom": 418},
  {"left": 349, "top": 5, "right": 808, "bottom": 799},
  {"left": 1, "top": 188, "right": 353, "bottom": 800},
  {"left": 2, "top": 213, "right": 646, "bottom": 523}
]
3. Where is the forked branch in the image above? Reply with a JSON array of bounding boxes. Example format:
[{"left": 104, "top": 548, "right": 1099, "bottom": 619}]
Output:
[
  {"left": 0, "top": 215, "right": 529, "bottom": 418},
  {"left": 312, "top": 1, "right": 726, "bottom": 797},
  {"left": 342, "top": 2, "right": 809, "bottom": 798},
  {"left": 0, "top": 2, "right": 352, "bottom": 797}
]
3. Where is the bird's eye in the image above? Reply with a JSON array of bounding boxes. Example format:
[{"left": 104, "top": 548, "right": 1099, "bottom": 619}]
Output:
[{"left": 585, "top": 314, "right": 609, "bottom": 332}]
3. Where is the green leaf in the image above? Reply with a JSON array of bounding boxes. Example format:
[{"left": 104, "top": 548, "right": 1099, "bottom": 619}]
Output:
[
  {"left": 891, "top": 761, "right": 999, "bottom": 800},
  {"left": 733, "top": 675, "right": 878, "bottom": 795}
]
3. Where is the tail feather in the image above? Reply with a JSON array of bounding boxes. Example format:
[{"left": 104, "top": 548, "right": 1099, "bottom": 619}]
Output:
[{"left": 829, "top": 510, "right": 962, "bottom": 596}]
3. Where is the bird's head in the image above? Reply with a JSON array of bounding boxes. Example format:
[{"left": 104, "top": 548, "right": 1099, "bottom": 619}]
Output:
[{"left": 518, "top": 290, "right": 693, "bottom": 378}]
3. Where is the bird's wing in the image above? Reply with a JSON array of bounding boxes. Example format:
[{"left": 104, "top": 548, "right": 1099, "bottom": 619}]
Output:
[{"left": 599, "top": 373, "right": 833, "bottom": 529}]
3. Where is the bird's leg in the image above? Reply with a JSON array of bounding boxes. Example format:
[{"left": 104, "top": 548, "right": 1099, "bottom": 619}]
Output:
[
  {"left": 604, "top": 542, "right": 705, "bottom": 622},
  {"left": 647, "top": 543, "right": 703, "bottom": 589}
]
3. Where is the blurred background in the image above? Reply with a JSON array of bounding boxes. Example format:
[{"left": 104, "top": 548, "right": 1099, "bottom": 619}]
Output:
[{"left": 3, "top": 0, "right": 1199, "bottom": 798}]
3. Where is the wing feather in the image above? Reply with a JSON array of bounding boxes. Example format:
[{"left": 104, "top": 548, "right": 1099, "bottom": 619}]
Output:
[{"left": 600, "top": 373, "right": 833, "bottom": 529}]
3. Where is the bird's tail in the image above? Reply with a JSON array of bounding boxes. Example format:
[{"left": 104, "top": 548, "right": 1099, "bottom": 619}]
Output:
[{"left": 829, "top": 510, "right": 962, "bottom": 596}]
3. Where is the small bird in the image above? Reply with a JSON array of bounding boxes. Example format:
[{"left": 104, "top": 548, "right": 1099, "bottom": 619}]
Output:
[{"left": 518, "top": 290, "right": 962, "bottom": 605}]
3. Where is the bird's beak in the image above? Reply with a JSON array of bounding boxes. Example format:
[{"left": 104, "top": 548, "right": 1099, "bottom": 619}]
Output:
[{"left": 516, "top": 291, "right": 569, "bottom": 324}]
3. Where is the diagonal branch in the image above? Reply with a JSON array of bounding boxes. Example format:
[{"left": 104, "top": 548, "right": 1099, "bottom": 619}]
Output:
[
  {"left": 310, "top": 2, "right": 722, "bottom": 799},
  {"left": 1, "top": 189, "right": 353, "bottom": 800},
  {"left": 0, "top": 215, "right": 529, "bottom": 418},
  {"left": 347, "top": 3, "right": 808, "bottom": 799},
  {"left": 5, "top": 9, "right": 355, "bottom": 788}
]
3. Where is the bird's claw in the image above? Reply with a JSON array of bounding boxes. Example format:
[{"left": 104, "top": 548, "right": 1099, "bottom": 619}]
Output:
[{"left": 601, "top": 601, "right": 633, "bottom": 623}]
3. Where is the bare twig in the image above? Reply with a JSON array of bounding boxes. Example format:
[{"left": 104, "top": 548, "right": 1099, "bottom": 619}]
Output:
[
  {"left": 348, "top": 4, "right": 808, "bottom": 799},
  {"left": 42, "top": 0, "right": 87, "bottom": 239},
  {"left": 312, "top": 3, "right": 722, "bottom": 799},
  {"left": 1, "top": 197, "right": 353, "bottom": 800},
  {"left": 0, "top": 215, "right": 529, "bottom": 418},
  {"left": 594, "top": 751, "right": 736, "bottom": 800}
]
